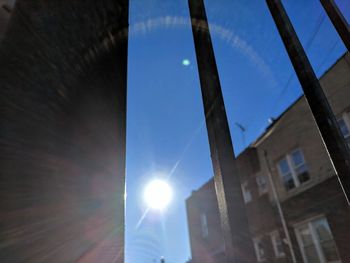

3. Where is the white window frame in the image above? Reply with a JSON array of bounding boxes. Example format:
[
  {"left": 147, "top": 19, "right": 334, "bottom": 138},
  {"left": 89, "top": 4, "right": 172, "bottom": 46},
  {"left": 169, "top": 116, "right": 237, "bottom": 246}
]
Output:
[
  {"left": 270, "top": 230, "right": 285, "bottom": 258},
  {"left": 253, "top": 236, "right": 266, "bottom": 262},
  {"left": 277, "top": 148, "right": 309, "bottom": 190},
  {"left": 294, "top": 216, "right": 341, "bottom": 263},
  {"left": 256, "top": 174, "right": 268, "bottom": 195},
  {"left": 241, "top": 181, "right": 252, "bottom": 203},
  {"left": 200, "top": 213, "right": 208, "bottom": 239}
]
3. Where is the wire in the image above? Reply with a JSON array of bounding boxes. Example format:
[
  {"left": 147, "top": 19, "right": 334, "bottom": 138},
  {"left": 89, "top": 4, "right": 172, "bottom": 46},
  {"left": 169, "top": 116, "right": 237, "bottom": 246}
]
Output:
[{"left": 269, "top": 13, "right": 326, "bottom": 117}]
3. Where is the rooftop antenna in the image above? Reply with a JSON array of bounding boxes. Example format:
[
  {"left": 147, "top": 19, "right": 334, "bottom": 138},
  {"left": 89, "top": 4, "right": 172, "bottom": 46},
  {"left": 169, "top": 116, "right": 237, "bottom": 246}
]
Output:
[{"left": 235, "top": 122, "right": 247, "bottom": 148}]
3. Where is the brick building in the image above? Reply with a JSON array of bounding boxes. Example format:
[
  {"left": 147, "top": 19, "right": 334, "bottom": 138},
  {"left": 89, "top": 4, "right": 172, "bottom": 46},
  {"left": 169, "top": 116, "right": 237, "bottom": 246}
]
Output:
[{"left": 186, "top": 52, "right": 350, "bottom": 263}]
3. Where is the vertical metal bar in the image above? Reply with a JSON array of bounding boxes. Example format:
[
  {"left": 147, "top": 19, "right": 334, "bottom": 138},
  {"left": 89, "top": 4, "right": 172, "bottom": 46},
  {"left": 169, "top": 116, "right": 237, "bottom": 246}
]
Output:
[
  {"left": 320, "top": 0, "right": 350, "bottom": 52},
  {"left": 188, "top": 0, "right": 254, "bottom": 262},
  {"left": 114, "top": 1, "right": 128, "bottom": 261},
  {"left": 266, "top": 0, "right": 350, "bottom": 204}
]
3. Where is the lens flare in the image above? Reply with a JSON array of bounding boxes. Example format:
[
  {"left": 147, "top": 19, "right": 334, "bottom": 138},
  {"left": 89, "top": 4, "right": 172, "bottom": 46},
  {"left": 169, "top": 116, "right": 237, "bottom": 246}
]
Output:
[
  {"left": 182, "top": 59, "right": 190, "bottom": 66},
  {"left": 144, "top": 179, "right": 173, "bottom": 210}
]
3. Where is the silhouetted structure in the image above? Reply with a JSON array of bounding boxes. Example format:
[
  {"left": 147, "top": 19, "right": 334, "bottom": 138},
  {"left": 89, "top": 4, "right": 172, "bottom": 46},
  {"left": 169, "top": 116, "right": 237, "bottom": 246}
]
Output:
[
  {"left": 0, "top": 0, "right": 128, "bottom": 262},
  {"left": 188, "top": 0, "right": 254, "bottom": 262}
]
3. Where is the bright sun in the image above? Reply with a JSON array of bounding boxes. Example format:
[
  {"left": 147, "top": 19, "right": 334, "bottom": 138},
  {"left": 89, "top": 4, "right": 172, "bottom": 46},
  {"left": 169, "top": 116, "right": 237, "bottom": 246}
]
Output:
[{"left": 144, "top": 179, "right": 173, "bottom": 211}]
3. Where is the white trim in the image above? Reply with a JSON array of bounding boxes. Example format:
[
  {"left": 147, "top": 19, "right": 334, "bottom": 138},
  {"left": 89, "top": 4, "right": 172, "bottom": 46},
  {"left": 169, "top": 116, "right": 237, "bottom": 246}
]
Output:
[
  {"left": 270, "top": 230, "right": 285, "bottom": 258},
  {"left": 277, "top": 148, "right": 309, "bottom": 191},
  {"left": 253, "top": 236, "right": 266, "bottom": 262},
  {"left": 293, "top": 214, "right": 325, "bottom": 228},
  {"left": 294, "top": 216, "right": 341, "bottom": 263}
]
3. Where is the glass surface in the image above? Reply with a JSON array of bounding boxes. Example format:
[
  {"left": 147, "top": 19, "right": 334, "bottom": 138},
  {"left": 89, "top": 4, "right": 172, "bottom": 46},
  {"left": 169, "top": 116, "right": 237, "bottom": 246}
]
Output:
[
  {"left": 292, "top": 149, "right": 304, "bottom": 167},
  {"left": 284, "top": 177, "right": 296, "bottom": 190},
  {"left": 314, "top": 219, "right": 332, "bottom": 242},
  {"left": 321, "top": 240, "right": 339, "bottom": 262},
  {"left": 299, "top": 227, "right": 314, "bottom": 246},
  {"left": 272, "top": 232, "right": 284, "bottom": 256},
  {"left": 304, "top": 245, "right": 321, "bottom": 263},
  {"left": 338, "top": 118, "right": 350, "bottom": 137},
  {"left": 297, "top": 167, "right": 310, "bottom": 183},
  {"left": 279, "top": 158, "right": 291, "bottom": 175}
]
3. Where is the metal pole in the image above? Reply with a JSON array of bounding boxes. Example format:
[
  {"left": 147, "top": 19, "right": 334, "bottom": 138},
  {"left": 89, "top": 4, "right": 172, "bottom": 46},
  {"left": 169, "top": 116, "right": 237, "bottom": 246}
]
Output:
[
  {"left": 320, "top": 0, "right": 350, "bottom": 52},
  {"left": 263, "top": 151, "right": 297, "bottom": 263},
  {"left": 266, "top": 0, "right": 350, "bottom": 205},
  {"left": 188, "top": 0, "right": 255, "bottom": 262}
]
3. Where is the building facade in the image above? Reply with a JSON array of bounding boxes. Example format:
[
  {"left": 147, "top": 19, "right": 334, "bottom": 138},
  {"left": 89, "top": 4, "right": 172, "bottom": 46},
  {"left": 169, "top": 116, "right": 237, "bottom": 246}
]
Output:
[{"left": 186, "top": 52, "right": 350, "bottom": 263}]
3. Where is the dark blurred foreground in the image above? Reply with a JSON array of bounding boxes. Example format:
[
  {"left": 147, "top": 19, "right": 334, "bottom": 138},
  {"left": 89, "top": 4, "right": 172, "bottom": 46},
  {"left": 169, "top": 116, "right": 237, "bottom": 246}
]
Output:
[{"left": 0, "top": 1, "right": 128, "bottom": 262}]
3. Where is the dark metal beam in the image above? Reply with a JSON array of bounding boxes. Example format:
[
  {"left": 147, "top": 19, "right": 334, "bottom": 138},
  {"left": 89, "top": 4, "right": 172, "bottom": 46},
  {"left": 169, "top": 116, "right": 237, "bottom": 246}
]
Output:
[
  {"left": 320, "top": 0, "right": 350, "bottom": 52},
  {"left": 188, "top": 0, "right": 255, "bottom": 262},
  {"left": 266, "top": 0, "right": 350, "bottom": 205}
]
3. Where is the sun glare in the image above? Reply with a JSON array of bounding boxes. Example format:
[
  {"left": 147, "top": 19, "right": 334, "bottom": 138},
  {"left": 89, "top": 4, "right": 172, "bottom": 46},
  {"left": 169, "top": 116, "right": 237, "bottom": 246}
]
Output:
[{"left": 144, "top": 179, "right": 173, "bottom": 211}]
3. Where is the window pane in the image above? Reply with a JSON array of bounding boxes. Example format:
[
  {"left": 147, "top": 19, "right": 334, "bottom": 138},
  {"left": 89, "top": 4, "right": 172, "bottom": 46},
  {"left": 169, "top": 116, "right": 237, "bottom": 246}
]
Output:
[
  {"left": 291, "top": 150, "right": 304, "bottom": 167},
  {"left": 314, "top": 220, "right": 332, "bottom": 242},
  {"left": 253, "top": 238, "right": 266, "bottom": 261},
  {"left": 338, "top": 118, "right": 350, "bottom": 137},
  {"left": 279, "top": 158, "right": 290, "bottom": 174},
  {"left": 277, "top": 242, "right": 284, "bottom": 256},
  {"left": 283, "top": 176, "right": 295, "bottom": 190},
  {"left": 304, "top": 245, "right": 321, "bottom": 263},
  {"left": 278, "top": 159, "right": 295, "bottom": 190},
  {"left": 299, "top": 227, "right": 313, "bottom": 246},
  {"left": 321, "top": 240, "right": 340, "bottom": 262},
  {"left": 296, "top": 165, "right": 310, "bottom": 183},
  {"left": 271, "top": 232, "right": 285, "bottom": 257}
]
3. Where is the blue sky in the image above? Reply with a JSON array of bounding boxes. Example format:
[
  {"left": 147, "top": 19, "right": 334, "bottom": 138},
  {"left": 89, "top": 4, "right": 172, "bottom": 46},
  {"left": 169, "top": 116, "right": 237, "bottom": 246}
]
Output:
[{"left": 125, "top": 0, "right": 350, "bottom": 262}]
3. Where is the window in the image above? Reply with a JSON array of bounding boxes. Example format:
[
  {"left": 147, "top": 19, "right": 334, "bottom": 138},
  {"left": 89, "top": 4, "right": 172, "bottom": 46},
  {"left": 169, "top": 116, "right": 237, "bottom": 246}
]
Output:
[
  {"left": 256, "top": 175, "right": 268, "bottom": 195},
  {"left": 337, "top": 114, "right": 350, "bottom": 147},
  {"left": 295, "top": 217, "right": 340, "bottom": 263},
  {"left": 200, "top": 213, "right": 208, "bottom": 239},
  {"left": 270, "top": 231, "right": 285, "bottom": 258},
  {"left": 277, "top": 149, "right": 309, "bottom": 191},
  {"left": 253, "top": 236, "right": 266, "bottom": 262},
  {"left": 241, "top": 181, "right": 252, "bottom": 203}
]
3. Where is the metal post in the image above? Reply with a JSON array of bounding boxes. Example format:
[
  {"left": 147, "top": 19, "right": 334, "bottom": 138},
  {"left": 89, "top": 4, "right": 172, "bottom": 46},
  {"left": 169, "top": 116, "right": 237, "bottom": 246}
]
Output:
[
  {"left": 320, "top": 0, "right": 350, "bottom": 52},
  {"left": 188, "top": 0, "right": 255, "bottom": 262},
  {"left": 266, "top": 0, "right": 350, "bottom": 204}
]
